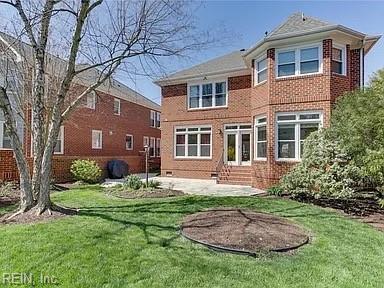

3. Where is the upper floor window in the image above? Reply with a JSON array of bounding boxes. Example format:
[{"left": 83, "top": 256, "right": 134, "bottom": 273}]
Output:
[
  {"left": 0, "top": 121, "right": 12, "bottom": 149},
  {"left": 156, "top": 112, "right": 161, "bottom": 128},
  {"left": 276, "top": 44, "right": 322, "bottom": 77},
  {"left": 188, "top": 81, "right": 227, "bottom": 109},
  {"left": 54, "top": 126, "right": 64, "bottom": 154},
  {"left": 150, "top": 110, "right": 160, "bottom": 128},
  {"left": 332, "top": 45, "right": 346, "bottom": 75},
  {"left": 113, "top": 98, "right": 121, "bottom": 115},
  {"left": 92, "top": 130, "right": 102, "bottom": 149},
  {"left": 255, "top": 57, "right": 267, "bottom": 84},
  {"left": 86, "top": 91, "right": 96, "bottom": 109},
  {"left": 276, "top": 111, "right": 322, "bottom": 161},
  {"left": 254, "top": 117, "right": 267, "bottom": 160}
]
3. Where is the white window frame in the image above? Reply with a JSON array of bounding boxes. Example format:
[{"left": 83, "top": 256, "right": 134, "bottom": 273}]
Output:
[
  {"left": 275, "top": 111, "right": 323, "bottom": 161},
  {"left": 92, "top": 130, "right": 103, "bottom": 149},
  {"left": 113, "top": 98, "right": 121, "bottom": 115},
  {"left": 332, "top": 43, "right": 347, "bottom": 76},
  {"left": 143, "top": 136, "right": 149, "bottom": 148},
  {"left": 150, "top": 110, "right": 156, "bottom": 127},
  {"left": 150, "top": 137, "right": 156, "bottom": 157},
  {"left": 187, "top": 79, "right": 228, "bottom": 110},
  {"left": 54, "top": 126, "right": 64, "bottom": 155},
  {"left": 0, "top": 120, "right": 12, "bottom": 150},
  {"left": 125, "top": 134, "right": 133, "bottom": 150},
  {"left": 254, "top": 116, "right": 267, "bottom": 161},
  {"left": 254, "top": 55, "right": 267, "bottom": 85},
  {"left": 275, "top": 42, "right": 323, "bottom": 79},
  {"left": 156, "top": 138, "right": 161, "bottom": 157},
  {"left": 174, "top": 125, "right": 212, "bottom": 159},
  {"left": 156, "top": 112, "right": 161, "bottom": 128},
  {"left": 86, "top": 91, "right": 96, "bottom": 109}
]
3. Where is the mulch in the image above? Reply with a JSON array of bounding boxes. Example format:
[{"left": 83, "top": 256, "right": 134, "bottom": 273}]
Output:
[
  {"left": 107, "top": 188, "right": 185, "bottom": 199},
  {"left": 181, "top": 208, "right": 309, "bottom": 255}
]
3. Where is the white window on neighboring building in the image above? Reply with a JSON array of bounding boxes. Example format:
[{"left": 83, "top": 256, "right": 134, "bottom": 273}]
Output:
[
  {"left": 143, "top": 136, "right": 149, "bottom": 148},
  {"left": 156, "top": 112, "right": 161, "bottom": 128},
  {"left": 156, "top": 138, "right": 161, "bottom": 157},
  {"left": 150, "top": 137, "right": 156, "bottom": 157},
  {"left": 113, "top": 98, "right": 121, "bottom": 115},
  {"left": 0, "top": 121, "right": 12, "bottom": 149},
  {"left": 53, "top": 126, "right": 64, "bottom": 154},
  {"left": 92, "top": 130, "right": 103, "bottom": 149},
  {"left": 125, "top": 134, "right": 133, "bottom": 150},
  {"left": 174, "top": 126, "right": 212, "bottom": 159},
  {"left": 276, "top": 44, "right": 322, "bottom": 77},
  {"left": 332, "top": 44, "right": 346, "bottom": 75},
  {"left": 188, "top": 81, "right": 227, "bottom": 109},
  {"left": 254, "top": 116, "right": 267, "bottom": 160},
  {"left": 276, "top": 111, "right": 323, "bottom": 161},
  {"left": 86, "top": 91, "right": 96, "bottom": 109},
  {"left": 150, "top": 110, "right": 156, "bottom": 127},
  {"left": 254, "top": 56, "right": 267, "bottom": 85}
]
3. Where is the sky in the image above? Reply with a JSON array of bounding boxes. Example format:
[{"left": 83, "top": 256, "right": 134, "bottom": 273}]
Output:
[{"left": 1, "top": 1, "right": 383, "bottom": 105}]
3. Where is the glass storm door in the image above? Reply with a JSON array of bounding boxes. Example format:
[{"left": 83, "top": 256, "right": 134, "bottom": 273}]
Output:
[{"left": 225, "top": 133, "right": 237, "bottom": 165}]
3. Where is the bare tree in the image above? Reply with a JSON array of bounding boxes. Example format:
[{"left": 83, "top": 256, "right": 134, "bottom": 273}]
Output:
[{"left": 0, "top": 0, "right": 210, "bottom": 216}]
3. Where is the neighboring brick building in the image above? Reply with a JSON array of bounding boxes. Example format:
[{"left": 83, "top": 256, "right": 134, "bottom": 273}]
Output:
[
  {"left": 0, "top": 33, "right": 161, "bottom": 183},
  {"left": 155, "top": 13, "right": 380, "bottom": 189}
]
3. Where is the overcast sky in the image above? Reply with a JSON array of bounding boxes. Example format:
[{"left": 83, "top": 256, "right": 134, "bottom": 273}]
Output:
[{"left": 1, "top": 1, "right": 383, "bottom": 105}]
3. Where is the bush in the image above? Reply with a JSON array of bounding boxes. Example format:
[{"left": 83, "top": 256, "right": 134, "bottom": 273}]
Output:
[
  {"left": 123, "top": 175, "right": 143, "bottom": 190},
  {"left": 145, "top": 180, "right": 161, "bottom": 189},
  {"left": 0, "top": 181, "right": 16, "bottom": 197},
  {"left": 70, "top": 160, "right": 102, "bottom": 184},
  {"left": 362, "top": 149, "right": 384, "bottom": 188},
  {"left": 267, "top": 186, "right": 283, "bottom": 197},
  {"left": 281, "top": 130, "right": 362, "bottom": 199}
]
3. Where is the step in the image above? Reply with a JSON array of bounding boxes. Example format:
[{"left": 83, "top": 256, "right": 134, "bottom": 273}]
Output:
[
  {"left": 220, "top": 172, "right": 251, "bottom": 178},
  {"left": 218, "top": 176, "right": 252, "bottom": 182},
  {"left": 217, "top": 179, "right": 252, "bottom": 186}
]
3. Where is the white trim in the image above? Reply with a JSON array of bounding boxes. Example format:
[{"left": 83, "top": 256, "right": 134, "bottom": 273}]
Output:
[
  {"left": 275, "top": 111, "right": 323, "bottom": 161},
  {"left": 53, "top": 126, "right": 64, "bottom": 155},
  {"left": 253, "top": 55, "right": 267, "bottom": 86},
  {"left": 332, "top": 43, "right": 347, "bottom": 76},
  {"left": 187, "top": 79, "right": 228, "bottom": 110},
  {"left": 0, "top": 120, "right": 12, "bottom": 150},
  {"left": 150, "top": 110, "right": 156, "bottom": 127},
  {"left": 143, "top": 136, "right": 149, "bottom": 148},
  {"left": 174, "top": 125, "right": 212, "bottom": 159},
  {"left": 223, "top": 123, "right": 252, "bottom": 166},
  {"left": 254, "top": 116, "right": 267, "bottom": 161},
  {"left": 92, "top": 130, "right": 103, "bottom": 149},
  {"left": 113, "top": 98, "right": 121, "bottom": 115},
  {"left": 275, "top": 42, "right": 323, "bottom": 79},
  {"left": 125, "top": 134, "right": 133, "bottom": 150}
]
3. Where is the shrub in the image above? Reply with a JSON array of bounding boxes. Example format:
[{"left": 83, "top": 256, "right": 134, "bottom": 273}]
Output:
[
  {"left": 145, "top": 180, "right": 161, "bottom": 189},
  {"left": 0, "top": 181, "right": 16, "bottom": 197},
  {"left": 362, "top": 149, "right": 384, "bottom": 188},
  {"left": 267, "top": 186, "right": 283, "bottom": 197},
  {"left": 281, "top": 130, "right": 362, "bottom": 199},
  {"left": 70, "top": 160, "right": 102, "bottom": 184},
  {"left": 123, "top": 175, "right": 143, "bottom": 190}
]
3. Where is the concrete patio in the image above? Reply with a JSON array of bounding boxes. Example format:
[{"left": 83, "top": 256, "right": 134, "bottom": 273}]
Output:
[{"left": 104, "top": 174, "right": 265, "bottom": 197}]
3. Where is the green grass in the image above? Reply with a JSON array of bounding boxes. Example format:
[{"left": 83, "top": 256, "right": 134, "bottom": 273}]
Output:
[{"left": 0, "top": 185, "right": 384, "bottom": 287}]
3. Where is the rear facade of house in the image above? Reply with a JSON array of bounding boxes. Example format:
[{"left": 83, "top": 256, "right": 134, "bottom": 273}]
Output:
[
  {"left": 0, "top": 33, "right": 161, "bottom": 183},
  {"left": 156, "top": 13, "right": 380, "bottom": 189}
]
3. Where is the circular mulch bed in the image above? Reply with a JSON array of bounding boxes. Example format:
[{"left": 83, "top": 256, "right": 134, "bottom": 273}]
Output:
[
  {"left": 181, "top": 208, "right": 309, "bottom": 256},
  {"left": 107, "top": 188, "right": 185, "bottom": 199}
]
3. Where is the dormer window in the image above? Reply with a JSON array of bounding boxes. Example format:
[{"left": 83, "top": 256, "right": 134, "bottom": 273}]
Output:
[
  {"left": 254, "top": 56, "right": 267, "bottom": 85},
  {"left": 188, "top": 80, "right": 227, "bottom": 110},
  {"left": 276, "top": 43, "right": 322, "bottom": 77},
  {"left": 332, "top": 45, "right": 346, "bottom": 75}
]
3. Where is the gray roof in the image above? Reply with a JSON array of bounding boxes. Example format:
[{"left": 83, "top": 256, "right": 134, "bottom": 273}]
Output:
[
  {"left": 266, "top": 12, "right": 333, "bottom": 39},
  {"left": 157, "top": 50, "right": 247, "bottom": 83}
]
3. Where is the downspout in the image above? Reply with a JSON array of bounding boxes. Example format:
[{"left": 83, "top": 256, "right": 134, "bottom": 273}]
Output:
[{"left": 360, "top": 39, "right": 365, "bottom": 89}]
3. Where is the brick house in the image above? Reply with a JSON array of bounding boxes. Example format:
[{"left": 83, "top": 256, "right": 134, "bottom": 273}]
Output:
[
  {"left": 155, "top": 13, "right": 380, "bottom": 189},
  {"left": 0, "top": 32, "right": 161, "bottom": 183}
]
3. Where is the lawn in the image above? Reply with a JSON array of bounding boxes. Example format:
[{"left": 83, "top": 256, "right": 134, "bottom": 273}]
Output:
[{"left": 0, "top": 185, "right": 384, "bottom": 288}]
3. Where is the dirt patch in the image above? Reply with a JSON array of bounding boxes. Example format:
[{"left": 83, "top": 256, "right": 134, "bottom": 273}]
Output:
[
  {"left": 0, "top": 207, "right": 77, "bottom": 225},
  {"left": 107, "top": 188, "right": 185, "bottom": 199},
  {"left": 181, "top": 208, "right": 309, "bottom": 255}
]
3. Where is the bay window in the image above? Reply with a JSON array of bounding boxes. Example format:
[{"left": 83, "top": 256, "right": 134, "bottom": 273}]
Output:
[
  {"left": 254, "top": 117, "right": 267, "bottom": 160},
  {"left": 174, "top": 126, "right": 212, "bottom": 158},
  {"left": 254, "top": 56, "right": 267, "bottom": 84},
  {"left": 332, "top": 45, "right": 346, "bottom": 75},
  {"left": 277, "top": 44, "right": 322, "bottom": 77},
  {"left": 188, "top": 81, "right": 227, "bottom": 109},
  {"left": 276, "top": 111, "right": 322, "bottom": 160}
]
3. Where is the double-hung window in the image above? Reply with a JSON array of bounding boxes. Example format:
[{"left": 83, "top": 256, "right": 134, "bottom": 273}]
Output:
[
  {"left": 54, "top": 126, "right": 64, "bottom": 154},
  {"left": 113, "top": 98, "right": 121, "bottom": 115},
  {"left": 126, "top": 134, "right": 133, "bottom": 150},
  {"left": 276, "top": 111, "right": 322, "bottom": 161},
  {"left": 86, "top": 91, "right": 96, "bottom": 109},
  {"left": 143, "top": 136, "right": 149, "bottom": 148},
  {"left": 277, "top": 44, "right": 321, "bottom": 77},
  {"left": 156, "top": 112, "right": 161, "bottom": 128},
  {"left": 254, "top": 57, "right": 267, "bottom": 84},
  {"left": 254, "top": 117, "right": 267, "bottom": 160},
  {"left": 188, "top": 81, "right": 227, "bottom": 109},
  {"left": 150, "top": 137, "right": 156, "bottom": 157},
  {"left": 175, "top": 126, "right": 212, "bottom": 158},
  {"left": 156, "top": 138, "right": 161, "bottom": 157},
  {"left": 0, "top": 121, "right": 12, "bottom": 149},
  {"left": 332, "top": 45, "right": 346, "bottom": 75},
  {"left": 92, "top": 130, "right": 103, "bottom": 149},
  {"left": 150, "top": 110, "right": 156, "bottom": 127}
]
